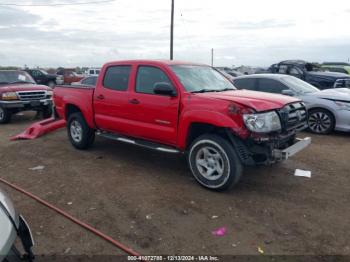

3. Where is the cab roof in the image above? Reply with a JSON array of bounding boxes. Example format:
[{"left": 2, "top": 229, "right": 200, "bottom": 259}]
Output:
[{"left": 105, "top": 59, "right": 208, "bottom": 67}]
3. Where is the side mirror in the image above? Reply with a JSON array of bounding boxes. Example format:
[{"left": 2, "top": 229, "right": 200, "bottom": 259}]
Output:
[
  {"left": 282, "top": 89, "right": 295, "bottom": 96},
  {"left": 154, "top": 82, "right": 176, "bottom": 97}
]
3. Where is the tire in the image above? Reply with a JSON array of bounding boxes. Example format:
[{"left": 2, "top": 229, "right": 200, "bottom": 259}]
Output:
[
  {"left": 308, "top": 109, "right": 335, "bottom": 134},
  {"left": 42, "top": 106, "right": 53, "bottom": 119},
  {"left": 188, "top": 134, "right": 243, "bottom": 191},
  {"left": 4, "top": 245, "right": 22, "bottom": 262},
  {"left": 67, "top": 112, "right": 95, "bottom": 149},
  {"left": 47, "top": 80, "right": 56, "bottom": 88},
  {"left": 0, "top": 106, "right": 11, "bottom": 124}
]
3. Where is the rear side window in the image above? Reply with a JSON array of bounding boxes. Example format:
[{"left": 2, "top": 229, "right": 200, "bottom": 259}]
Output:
[
  {"left": 82, "top": 77, "right": 97, "bottom": 86},
  {"left": 103, "top": 66, "right": 131, "bottom": 91},
  {"left": 136, "top": 66, "right": 172, "bottom": 94},
  {"left": 233, "top": 78, "right": 257, "bottom": 90},
  {"left": 257, "top": 78, "right": 287, "bottom": 94}
]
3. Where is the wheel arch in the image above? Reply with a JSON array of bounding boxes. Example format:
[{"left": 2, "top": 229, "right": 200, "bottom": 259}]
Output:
[
  {"left": 308, "top": 107, "right": 336, "bottom": 122},
  {"left": 65, "top": 104, "right": 95, "bottom": 128}
]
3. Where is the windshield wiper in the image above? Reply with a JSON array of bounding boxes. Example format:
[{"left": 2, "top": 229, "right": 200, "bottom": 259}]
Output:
[
  {"left": 9, "top": 80, "right": 33, "bottom": 84},
  {"left": 213, "top": 88, "right": 236, "bottom": 92},
  {"left": 190, "top": 89, "right": 215, "bottom": 93},
  {"left": 191, "top": 88, "right": 235, "bottom": 93}
]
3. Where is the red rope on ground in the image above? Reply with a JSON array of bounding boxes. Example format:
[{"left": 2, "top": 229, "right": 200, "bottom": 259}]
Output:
[{"left": 0, "top": 177, "right": 145, "bottom": 259}]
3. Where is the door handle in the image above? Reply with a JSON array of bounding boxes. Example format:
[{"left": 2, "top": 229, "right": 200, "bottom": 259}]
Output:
[
  {"left": 97, "top": 94, "right": 105, "bottom": 100},
  {"left": 129, "top": 98, "right": 140, "bottom": 105}
]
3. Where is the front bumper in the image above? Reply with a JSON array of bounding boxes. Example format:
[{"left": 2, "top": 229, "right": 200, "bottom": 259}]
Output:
[
  {"left": 272, "top": 137, "right": 311, "bottom": 161},
  {"left": 0, "top": 99, "right": 52, "bottom": 109},
  {"left": 334, "top": 109, "right": 350, "bottom": 132}
]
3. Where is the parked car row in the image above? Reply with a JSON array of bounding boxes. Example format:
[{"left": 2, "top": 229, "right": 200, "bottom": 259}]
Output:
[
  {"left": 267, "top": 60, "right": 350, "bottom": 89},
  {"left": 233, "top": 74, "right": 350, "bottom": 134},
  {"left": 22, "top": 67, "right": 101, "bottom": 88}
]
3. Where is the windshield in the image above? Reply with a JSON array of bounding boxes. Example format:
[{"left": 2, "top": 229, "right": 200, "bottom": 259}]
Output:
[
  {"left": 0, "top": 71, "right": 35, "bottom": 84},
  {"left": 39, "top": 70, "right": 48, "bottom": 75},
  {"left": 171, "top": 65, "right": 236, "bottom": 92},
  {"left": 281, "top": 76, "right": 319, "bottom": 94}
]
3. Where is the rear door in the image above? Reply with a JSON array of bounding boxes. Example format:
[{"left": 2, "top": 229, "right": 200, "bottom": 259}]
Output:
[
  {"left": 126, "top": 64, "right": 180, "bottom": 145},
  {"left": 93, "top": 65, "right": 134, "bottom": 134}
]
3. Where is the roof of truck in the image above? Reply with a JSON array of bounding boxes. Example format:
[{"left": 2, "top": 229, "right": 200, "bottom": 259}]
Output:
[{"left": 105, "top": 60, "right": 208, "bottom": 66}]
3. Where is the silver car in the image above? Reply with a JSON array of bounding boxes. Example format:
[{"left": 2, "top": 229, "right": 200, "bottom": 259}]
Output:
[
  {"left": 233, "top": 74, "right": 350, "bottom": 134},
  {"left": 0, "top": 188, "right": 34, "bottom": 262}
]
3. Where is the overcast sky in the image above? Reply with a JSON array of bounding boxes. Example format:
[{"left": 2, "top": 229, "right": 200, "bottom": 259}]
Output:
[{"left": 0, "top": 0, "right": 350, "bottom": 68}]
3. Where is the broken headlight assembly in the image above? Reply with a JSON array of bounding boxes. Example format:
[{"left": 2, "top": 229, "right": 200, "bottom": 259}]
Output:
[{"left": 243, "top": 111, "right": 281, "bottom": 133}]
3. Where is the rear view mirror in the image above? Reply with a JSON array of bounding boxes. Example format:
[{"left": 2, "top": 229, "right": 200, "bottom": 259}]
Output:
[
  {"left": 154, "top": 82, "right": 176, "bottom": 97},
  {"left": 282, "top": 89, "right": 295, "bottom": 96}
]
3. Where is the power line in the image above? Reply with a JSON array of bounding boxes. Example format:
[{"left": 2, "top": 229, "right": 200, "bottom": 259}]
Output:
[{"left": 0, "top": 0, "right": 115, "bottom": 7}]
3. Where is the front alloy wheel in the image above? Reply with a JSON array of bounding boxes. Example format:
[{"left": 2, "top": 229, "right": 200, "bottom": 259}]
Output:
[
  {"left": 188, "top": 134, "right": 242, "bottom": 191},
  {"left": 308, "top": 109, "right": 335, "bottom": 134}
]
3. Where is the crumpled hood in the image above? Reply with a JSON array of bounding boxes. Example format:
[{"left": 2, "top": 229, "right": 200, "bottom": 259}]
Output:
[
  {"left": 310, "top": 88, "right": 350, "bottom": 101},
  {"left": 0, "top": 84, "right": 50, "bottom": 94},
  {"left": 196, "top": 90, "right": 301, "bottom": 112}
]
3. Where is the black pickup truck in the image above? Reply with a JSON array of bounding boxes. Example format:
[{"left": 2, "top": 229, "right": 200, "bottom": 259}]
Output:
[
  {"left": 268, "top": 60, "right": 350, "bottom": 90},
  {"left": 25, "top": 69, "right": 58, "bottom": 88}
]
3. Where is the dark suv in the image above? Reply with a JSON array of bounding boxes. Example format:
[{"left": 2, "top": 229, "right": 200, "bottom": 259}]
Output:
[
  {"left": 25, "top": 69, "right": 58, "bottom": 88},
  {"left": 268, "top": 60, "right": 350, "bottom": 89}
]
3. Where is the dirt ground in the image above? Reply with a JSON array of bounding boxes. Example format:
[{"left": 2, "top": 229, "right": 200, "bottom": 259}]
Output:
[{"left": 0, "top": 112, "right": 349, "bottom": 258}]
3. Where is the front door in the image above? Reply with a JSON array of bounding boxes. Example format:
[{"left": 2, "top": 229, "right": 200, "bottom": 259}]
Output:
[{"left": 127, "top": 65, "right": 180, "bottom": 146}]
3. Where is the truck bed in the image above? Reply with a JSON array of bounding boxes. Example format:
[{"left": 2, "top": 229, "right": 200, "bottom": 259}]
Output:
[{"left": 54, "top": 85, "right": 95, "bottom": 127}]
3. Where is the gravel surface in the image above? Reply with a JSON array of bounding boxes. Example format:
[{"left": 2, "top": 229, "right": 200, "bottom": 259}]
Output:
[{"left": 0, "top": 112, "right": 349, "bottom": 257}]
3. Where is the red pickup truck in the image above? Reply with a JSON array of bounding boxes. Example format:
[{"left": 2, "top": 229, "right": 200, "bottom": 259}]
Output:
[
  {"left": 0, "top": 70, "right": 53, "bottom": 123},
  {"left": 54, "top": 60, "right": 311, "bottom": 190}
]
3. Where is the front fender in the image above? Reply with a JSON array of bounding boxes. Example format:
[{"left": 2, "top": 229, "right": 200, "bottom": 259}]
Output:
[{"left": 177, "top": 110, "right": 248, "bottom": 150}]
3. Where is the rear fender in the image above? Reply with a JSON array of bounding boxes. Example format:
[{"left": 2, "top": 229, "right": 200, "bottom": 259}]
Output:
[{"left": 64, "top": 100, "right": 94, "bottom": 128}]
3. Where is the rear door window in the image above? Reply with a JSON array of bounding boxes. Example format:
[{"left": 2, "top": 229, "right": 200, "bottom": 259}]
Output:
[
  {"left": 257, "top": 78, "right": 288, "bottom": 94},
  {"left": 233, "top": 78, "right": 257, "bottom": 90},
  {"left": 103, "top": 66, "right": 131, "bottom": 91}
]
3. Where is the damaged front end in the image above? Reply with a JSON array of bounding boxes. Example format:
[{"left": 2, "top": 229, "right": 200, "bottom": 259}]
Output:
[{"left": 228, "top": 102, "right": 311, "bottom": 165}]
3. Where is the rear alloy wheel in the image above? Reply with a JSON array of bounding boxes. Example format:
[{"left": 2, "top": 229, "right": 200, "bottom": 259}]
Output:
[
  {"left": 67, "top": 112, "right": 95, "bottom": 149},
  {"left": 0, "top": 106, "right": 11, "bottom": 124},
  {"left": 308, "top": 109, "right": 335, "bottom": 134},
  {"left": 188, "top": 134, "right": 242, "bottom": 191}
]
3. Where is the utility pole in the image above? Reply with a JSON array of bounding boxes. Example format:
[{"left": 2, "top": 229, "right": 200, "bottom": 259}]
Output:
[
  {"left": 211, "top": 48, "right": 214, "bottom": 66},
  {"left": 170, "top": 0, "right": 174, "bottom": 60}
]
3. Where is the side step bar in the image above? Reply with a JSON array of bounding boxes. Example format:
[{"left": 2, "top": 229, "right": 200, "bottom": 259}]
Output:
[{"left": 97, "top": 131, "right": 180, "bottom": 154}]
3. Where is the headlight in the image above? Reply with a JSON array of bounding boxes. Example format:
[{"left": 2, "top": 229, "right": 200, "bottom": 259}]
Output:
[
  {"left": 243, "top": 111, "right": 281, "bottom": 133},
  {"left": 334, "top": 101, "right": 350, "bottom": 111},
  {"left": 1, "top": 92, "right": 18, "bottom": 101},
  {"left": 46, "top": 90, "right": 53, "bottom": 97}
]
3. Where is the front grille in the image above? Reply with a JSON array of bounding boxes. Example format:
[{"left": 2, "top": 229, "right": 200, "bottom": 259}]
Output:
[
  {"left": 17, "top": 91, "right": 46, "bottom": 101},
  {"left": 279, "top": 102, "right": 307, "bottom": 132}
]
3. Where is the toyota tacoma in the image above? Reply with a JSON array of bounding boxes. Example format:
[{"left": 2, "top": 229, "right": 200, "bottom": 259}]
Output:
[{"left": 54, "top": 60, "right": 311, "bottom": 190}]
